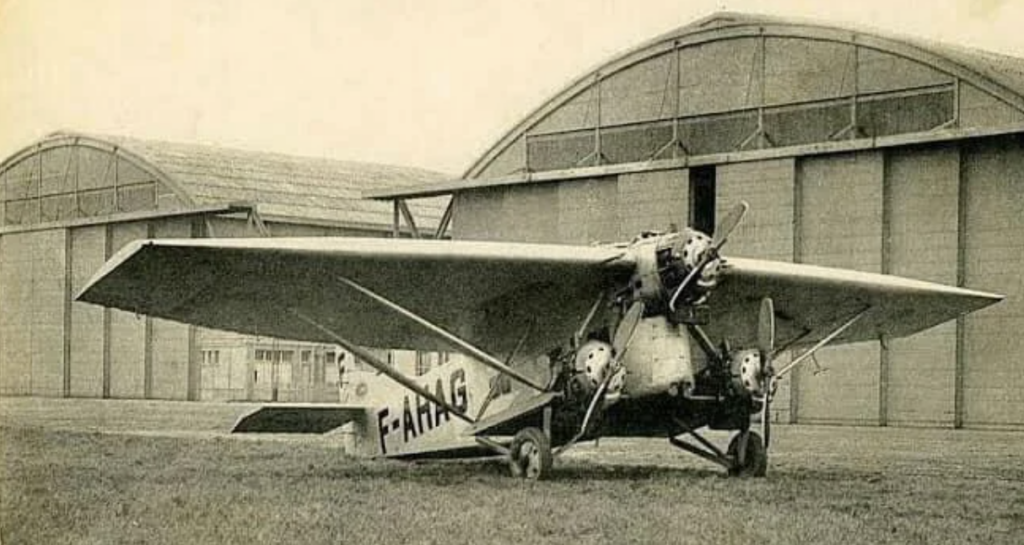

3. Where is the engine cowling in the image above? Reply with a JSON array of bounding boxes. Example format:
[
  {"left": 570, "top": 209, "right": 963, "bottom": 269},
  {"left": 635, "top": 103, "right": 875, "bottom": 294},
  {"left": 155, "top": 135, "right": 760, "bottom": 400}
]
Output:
[
  {"left": 574, "top": 340, "right": 615, "bottom": 389},
  {"left": 627, "top": 230, "right": 722, "bottom": 312},
  {"left": 731, "top": 348, "right": 768, "bottom": 396}
]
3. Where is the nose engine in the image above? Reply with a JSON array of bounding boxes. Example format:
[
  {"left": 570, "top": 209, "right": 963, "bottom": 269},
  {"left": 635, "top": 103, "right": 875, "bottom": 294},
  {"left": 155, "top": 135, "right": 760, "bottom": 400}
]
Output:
[
  {"left": 629, "top": 229, "right": 724, "bottom": 312},
  {"left": 676, "top": 232, "right": 722, "bottom": 292}
]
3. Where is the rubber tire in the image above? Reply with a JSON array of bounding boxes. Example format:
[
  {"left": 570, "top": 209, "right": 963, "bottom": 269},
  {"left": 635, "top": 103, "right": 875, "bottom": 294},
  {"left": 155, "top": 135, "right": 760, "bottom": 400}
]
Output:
[
  {"left": 727, "top": 431, "right": 767, "bottom": 477},
  {"left": 508, "top": 427, "right": 553, "bottom": 480}
]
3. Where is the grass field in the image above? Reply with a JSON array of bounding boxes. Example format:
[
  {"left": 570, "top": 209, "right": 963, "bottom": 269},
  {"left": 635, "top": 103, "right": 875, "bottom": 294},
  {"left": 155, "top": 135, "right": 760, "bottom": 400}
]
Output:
[{"left": 1, "top": 397, "right": 1022, "bottom": 544}]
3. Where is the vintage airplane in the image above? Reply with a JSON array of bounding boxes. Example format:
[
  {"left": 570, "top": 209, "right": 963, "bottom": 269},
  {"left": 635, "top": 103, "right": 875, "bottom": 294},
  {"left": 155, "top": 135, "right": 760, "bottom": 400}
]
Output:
[{"left": 76, "top": 202, "right": 1001, "bottom": 479}]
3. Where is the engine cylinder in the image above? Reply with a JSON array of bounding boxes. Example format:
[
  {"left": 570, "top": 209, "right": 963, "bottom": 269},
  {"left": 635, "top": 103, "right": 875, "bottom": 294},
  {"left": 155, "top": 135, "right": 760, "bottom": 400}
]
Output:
[
  {"left": 574, "top": 340, "right": 615, "bottom": 389},
  {"left": 732, "top": 348, "right": 766, "bottom": 396}
]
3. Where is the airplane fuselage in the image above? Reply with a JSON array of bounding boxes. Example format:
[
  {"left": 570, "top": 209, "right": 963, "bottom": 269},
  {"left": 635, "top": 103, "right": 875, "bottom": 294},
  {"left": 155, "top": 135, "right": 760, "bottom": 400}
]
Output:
[{"left": 348, "top": 314, "right": 738, "bottom": 458}]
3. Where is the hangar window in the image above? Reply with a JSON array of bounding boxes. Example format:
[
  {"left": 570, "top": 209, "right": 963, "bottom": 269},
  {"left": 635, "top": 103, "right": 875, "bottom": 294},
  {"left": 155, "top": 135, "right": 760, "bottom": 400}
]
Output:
[
  {"left": 689, "top": 166, "right": 716, "bottom": 234},
  {"left": 0, "top": 143, "right": 164, "bottom": 226},
  {"left": 502, "top": 37, "right": 969, "bottom": 179},
  {"left": 202, "top": 350, "right": 220, "bottom": 366},
  {"left": 416, "top": 352, "right": 434, "bottom": 376}
]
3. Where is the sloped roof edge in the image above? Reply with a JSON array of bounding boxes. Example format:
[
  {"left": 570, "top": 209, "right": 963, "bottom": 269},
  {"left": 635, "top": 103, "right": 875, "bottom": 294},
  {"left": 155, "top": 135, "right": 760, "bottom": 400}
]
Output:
[
  {"left": 1, "top": 131, "right": 449, "bottom": 229},
  {"left": 464, "top": 11, "right": 1024, "bottom": 179}
]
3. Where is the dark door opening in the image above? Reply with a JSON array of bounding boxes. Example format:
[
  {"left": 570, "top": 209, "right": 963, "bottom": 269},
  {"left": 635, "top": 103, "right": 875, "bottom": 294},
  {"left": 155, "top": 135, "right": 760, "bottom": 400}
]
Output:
[{"left": 689, "top": 166, "right": 716, "bottom": 234}]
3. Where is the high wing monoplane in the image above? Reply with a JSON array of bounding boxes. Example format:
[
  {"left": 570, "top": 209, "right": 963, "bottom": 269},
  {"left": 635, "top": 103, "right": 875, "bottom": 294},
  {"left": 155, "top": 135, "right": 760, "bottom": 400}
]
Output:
[{"left": 77, "top": 202, "right": 1002, "bottom": 479}]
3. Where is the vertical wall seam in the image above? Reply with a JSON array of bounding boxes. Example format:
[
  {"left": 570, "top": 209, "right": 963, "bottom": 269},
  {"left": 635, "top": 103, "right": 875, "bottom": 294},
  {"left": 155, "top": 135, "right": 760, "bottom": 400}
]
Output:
[
  {"left": 102, "top": 225, "right": 112, "bottom": 398},
  {"left": 954, "top": 144, "right": 968, "bottom": 429},
  {"left": 789, "top": 158, "right": 803, "bottom": 424},
  {"left": 143, "top": 222, "right": 154, "bottom": 399},
  {"left": 187, "top": 216, "right": 206, "bottom": 401},
  {"left": 63, "top": 228, "right": 72, "bottom": 397},
  {"left": 879, "top": 151, "right": 891, "bottom": 427}
]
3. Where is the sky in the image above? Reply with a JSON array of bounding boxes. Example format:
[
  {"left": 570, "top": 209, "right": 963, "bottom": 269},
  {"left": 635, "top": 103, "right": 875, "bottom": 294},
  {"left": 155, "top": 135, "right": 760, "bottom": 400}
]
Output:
[{"left": 1, "top": 0, "right": 1023, "bottom": 176}]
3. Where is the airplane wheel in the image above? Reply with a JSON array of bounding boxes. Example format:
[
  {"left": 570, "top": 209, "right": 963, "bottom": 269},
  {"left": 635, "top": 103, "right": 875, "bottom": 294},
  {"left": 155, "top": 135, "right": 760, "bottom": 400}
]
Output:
[
  {"left": 727, "top": 431, "right": 767, "bottom": 478},
  {"left": 509, "top": 427, "right": 552, "bottom": 480}
]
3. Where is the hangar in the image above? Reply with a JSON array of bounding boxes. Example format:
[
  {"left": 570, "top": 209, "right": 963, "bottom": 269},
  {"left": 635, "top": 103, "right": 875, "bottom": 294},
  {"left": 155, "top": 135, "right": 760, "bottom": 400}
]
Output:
[
  {"left": 373, "top": 13, "right": 1024, "bottom": 429},
  {"left": 0, "top": 132, "right": 445, "bottom": 401}
]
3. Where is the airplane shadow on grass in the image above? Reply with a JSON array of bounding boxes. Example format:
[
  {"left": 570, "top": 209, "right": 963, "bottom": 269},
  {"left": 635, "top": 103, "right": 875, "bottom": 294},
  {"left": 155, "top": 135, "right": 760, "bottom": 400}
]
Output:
[{"left": 311, "top": 456, "right": 724, "bottom": 483}]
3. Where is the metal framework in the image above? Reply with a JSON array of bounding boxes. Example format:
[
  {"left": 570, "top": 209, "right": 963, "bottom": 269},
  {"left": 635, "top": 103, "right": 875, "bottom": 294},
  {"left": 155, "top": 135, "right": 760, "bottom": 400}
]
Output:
[
  {"left": 391, "top": 198, "right": 453, "bottom": 239},
  {"left": 465, "top": 16, "right": 1024, "bottom": 180}
]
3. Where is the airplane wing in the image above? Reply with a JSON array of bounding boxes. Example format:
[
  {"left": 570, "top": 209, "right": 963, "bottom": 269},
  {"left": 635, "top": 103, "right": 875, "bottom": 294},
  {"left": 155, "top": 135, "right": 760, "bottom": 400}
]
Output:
[
  {"left": 76, "top": 237, "right": 635, "bottom": 361},
  {"left": 77, "top": 236, "right": 999, "bottom": 376},
  {"left": 705, "top": 257, "right": 1003, "bottom": 349}
]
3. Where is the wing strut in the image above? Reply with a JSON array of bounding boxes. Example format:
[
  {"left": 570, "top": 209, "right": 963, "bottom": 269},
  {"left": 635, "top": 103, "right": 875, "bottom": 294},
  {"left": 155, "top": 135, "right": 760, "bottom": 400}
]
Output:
[
  {"left": 335, "top": 275, "right": 548, "bottom": 392},
  {"left": 774, "top": 306, "right": 871, "bottom": 379},
  {"left": 289, "top": 308, "right": 476, "bottom": 425}
]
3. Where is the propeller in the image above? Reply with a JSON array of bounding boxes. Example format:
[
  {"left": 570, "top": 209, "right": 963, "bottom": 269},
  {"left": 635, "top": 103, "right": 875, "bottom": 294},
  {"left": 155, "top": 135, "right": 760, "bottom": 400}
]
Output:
[
  {"left": 668, "top": 201, "right": 749, "bottom": 312},
  {"left": 757, "top": 296, "right": 776, "bottom": 449},
  {"left": 613, "top": 301, "right": 644, "bottom": 358}
]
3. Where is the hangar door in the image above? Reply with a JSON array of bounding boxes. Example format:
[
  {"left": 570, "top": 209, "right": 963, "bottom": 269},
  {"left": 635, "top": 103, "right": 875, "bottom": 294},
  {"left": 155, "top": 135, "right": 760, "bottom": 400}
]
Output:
[
  {"left": 0, "top": 229, "right": 68, "bottom": 396},
  {"left": 794, "top": 151, "right": 883, "bottom": 425},
  {"left": 885, "top": 146, "right": 959, "bottom": 426},
  {"left": 961, "top": 138, "right": 1024, "bottom": 428}
]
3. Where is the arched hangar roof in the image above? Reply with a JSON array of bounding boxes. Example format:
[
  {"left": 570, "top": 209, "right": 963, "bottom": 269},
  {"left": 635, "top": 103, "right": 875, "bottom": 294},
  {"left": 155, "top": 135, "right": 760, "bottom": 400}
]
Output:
[
  {"left": 0, "top": 132, "right": 447, "bottom": 229},
  {"left": 464, "top": 11, "right": 1024, "bottom": 180}
]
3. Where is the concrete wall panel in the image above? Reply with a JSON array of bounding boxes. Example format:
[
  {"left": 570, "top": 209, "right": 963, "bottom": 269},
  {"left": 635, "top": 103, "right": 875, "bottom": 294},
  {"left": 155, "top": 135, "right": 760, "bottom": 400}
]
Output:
[
  {"left": 30, "top": 230, "right": 67, "bottom": 397},
  {"left": 962, "top": 138, "right": 1024, "bottom": 427},
  {"left": 0, "top": 230, "right": 67, "bottom": 396},
  {"left": 716, "top": 158, "right": 796, "bottom": 421},
  {"left": 108, "top": 222, "right": 148, "bottom": 398},
  {"left": 451, "top": 188, "right": 506, "bottom": 241},
  {"left": 0, "top": 233, "right": 33, "bottom": 394},
  {"left": 795, "top": 151, "right": 883, "bottom": 424},
  {"left": 884, "top": 146, "right": 962, "bottom": 424},
  {"left": 885, "top": 147, "right": 959, "bottom": 426},
  {"left": 150, "top": 218, "right": 192, "bottom": 399},
  {"left": 716, "top": 159, "right": 795, "bottom": 261},
  {"left": 617, "top": 168, "right": 688, "bottom": 240},
  {"left": 501, "top": 183, "right": 561, "bottom": 244},
  {"left": 69, "top": 225, "right": 106, "bottom": 397},
  {"left": 557, "top": 177, "right": 620, "bottom": 244}
]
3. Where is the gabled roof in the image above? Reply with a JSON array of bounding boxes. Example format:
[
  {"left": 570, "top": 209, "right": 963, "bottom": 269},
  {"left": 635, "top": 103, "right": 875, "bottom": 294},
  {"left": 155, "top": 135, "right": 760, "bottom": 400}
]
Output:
[{"left": 6, "top": 132, "right": 448, "bottom": 229}]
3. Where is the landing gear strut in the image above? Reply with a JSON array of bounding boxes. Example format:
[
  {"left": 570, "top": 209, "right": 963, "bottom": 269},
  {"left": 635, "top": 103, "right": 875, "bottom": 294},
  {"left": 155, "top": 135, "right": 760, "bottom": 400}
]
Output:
[{"left": 668, "top": 423, "right": 768, "bottom": 477}]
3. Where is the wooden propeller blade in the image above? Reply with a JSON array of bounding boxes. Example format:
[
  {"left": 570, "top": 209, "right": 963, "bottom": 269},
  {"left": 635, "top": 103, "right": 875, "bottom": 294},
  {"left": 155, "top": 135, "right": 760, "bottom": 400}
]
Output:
[
  {"left": 758, "top": 297, "right": 775, "bottom": 357},
  {"left": 712, "top": 201, "right": 749, "bottom": 250},
  {"left": 613, "top": 301, "right": 644, "bottom": 358}
]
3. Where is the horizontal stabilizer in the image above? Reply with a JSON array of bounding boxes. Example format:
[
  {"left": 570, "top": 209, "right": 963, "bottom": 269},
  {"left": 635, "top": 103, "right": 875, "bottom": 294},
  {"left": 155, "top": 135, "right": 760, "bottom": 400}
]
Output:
[
  {"left": 466, "top": 392, "right": 560, "bottom": 437},
  {"left": 232, "top": 405, "right": 368, "bottom": 433}
]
